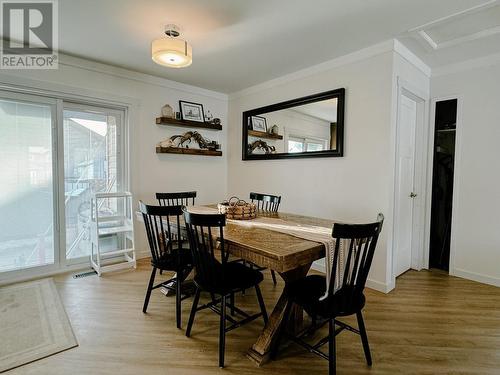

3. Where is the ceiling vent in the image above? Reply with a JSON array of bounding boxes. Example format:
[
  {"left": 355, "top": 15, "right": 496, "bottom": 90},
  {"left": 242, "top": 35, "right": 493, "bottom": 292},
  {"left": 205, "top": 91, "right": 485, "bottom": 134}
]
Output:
[{"left": 410, "top": 0, "right": 500, "bottom": 50}]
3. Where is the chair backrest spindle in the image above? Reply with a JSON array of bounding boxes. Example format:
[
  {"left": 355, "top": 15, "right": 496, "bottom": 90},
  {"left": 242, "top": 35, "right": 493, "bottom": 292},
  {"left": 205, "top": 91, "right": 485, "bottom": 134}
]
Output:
[
  {"left": 249, "top": 192, "right": 281, "bottom": 213},
  {"left": 156, "top": 191, "right": 197, "bottom": 207},
  {"left": 139, "top": 201, "right": 185, "bottom": 266},
  {"left": 183, "top": 208, "right": 227, "bottom": 289},
  {"left": 328, "top": 214, "right": 384, "bottom": 304}
]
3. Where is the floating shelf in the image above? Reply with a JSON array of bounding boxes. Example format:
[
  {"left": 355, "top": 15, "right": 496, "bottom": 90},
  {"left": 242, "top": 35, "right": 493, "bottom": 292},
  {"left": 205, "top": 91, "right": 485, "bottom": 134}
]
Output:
[
  {"left": 248, "top": 129, "right": 283, "bottom": 140},
  {"left": 156, "top": 117, "right": 222, "bottom": 131},
  {"left": 437, "top": 128, "right": 456, "bottom": 133},
  {"left": 156, "top": 146, "right": 222, "bottom": 156}
]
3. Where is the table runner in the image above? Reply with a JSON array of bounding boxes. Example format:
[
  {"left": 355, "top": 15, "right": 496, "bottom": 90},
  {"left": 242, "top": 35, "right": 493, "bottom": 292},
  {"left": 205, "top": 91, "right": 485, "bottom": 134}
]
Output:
[
  {"left": 227, "top": 215, "right": 344, "bottom": 300},
  {"left": 186, "top": 206, "right": 345, "bottom": 299}
]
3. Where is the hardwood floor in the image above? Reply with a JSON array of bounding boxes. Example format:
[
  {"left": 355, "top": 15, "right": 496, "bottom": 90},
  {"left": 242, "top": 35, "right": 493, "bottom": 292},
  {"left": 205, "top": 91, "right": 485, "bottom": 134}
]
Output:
[{"left": 9, "top": 260, "right": 500, "bottom": 375}]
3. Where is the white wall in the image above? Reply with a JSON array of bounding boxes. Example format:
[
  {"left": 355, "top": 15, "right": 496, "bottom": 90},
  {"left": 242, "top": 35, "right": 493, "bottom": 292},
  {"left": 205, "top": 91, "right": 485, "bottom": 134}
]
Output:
[
  {"left": 228, "top": 49, "right": 395, "bottom": 291},
  {"left": 0, "top": 55, "right": 228, "bottom": 257},
  {"left": 431, "top": 60, "right": 500, "bottom": 287}
]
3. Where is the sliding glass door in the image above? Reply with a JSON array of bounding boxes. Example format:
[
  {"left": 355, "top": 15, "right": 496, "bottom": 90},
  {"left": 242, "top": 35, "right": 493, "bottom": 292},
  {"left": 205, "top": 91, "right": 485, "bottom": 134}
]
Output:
[
  {"left": 63, "top": 104, "right": 123, "bottom": 262},
  {"left": 0, "top": 91, "right": 126, "bottom": 279},
  {"left": 0, "top": 92, "right": 57, "bottom": 273}
]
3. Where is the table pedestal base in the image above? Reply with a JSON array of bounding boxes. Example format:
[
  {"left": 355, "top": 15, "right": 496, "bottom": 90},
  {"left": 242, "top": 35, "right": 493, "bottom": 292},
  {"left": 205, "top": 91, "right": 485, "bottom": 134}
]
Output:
[{"left": 246, "top": 263, "right": 311, "bottom": 366}]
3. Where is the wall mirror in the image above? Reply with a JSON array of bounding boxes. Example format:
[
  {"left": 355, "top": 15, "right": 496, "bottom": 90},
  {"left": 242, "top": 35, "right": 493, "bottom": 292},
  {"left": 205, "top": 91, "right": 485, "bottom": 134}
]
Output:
[{"left": 242, "top": 88, "right": 345, "bottom": 160}]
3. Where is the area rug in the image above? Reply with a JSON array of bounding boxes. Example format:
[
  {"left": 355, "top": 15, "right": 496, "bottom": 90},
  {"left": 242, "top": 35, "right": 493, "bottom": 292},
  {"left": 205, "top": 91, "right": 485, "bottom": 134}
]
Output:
[{"left": 0, "top": 278, "right": 78, "bottom": 372}]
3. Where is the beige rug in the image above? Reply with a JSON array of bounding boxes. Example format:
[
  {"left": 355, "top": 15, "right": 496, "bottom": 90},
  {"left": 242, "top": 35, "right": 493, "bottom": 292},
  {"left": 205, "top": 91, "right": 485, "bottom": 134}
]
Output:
[{"left": 0, "top": 278, "right": 78, "bottom": 373}]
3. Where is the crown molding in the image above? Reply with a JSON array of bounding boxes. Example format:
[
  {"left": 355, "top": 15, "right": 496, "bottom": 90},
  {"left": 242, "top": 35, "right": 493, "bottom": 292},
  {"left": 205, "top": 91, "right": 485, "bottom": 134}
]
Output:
[
  {"left": 393, "top": 39, "right": 432, "bottom": 77},
  {"left": 58, "top": 54, "right": 228, "bottom": 101}
]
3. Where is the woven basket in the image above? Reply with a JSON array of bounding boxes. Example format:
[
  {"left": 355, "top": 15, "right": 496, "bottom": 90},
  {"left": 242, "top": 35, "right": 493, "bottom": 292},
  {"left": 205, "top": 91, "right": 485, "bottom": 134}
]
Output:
[{"left": 218, "top": 197, "right": 256, "bottom": 220}]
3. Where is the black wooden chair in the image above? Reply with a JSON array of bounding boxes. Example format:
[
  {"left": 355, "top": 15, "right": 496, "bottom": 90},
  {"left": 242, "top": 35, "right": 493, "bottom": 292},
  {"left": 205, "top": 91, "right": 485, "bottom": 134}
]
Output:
[
  {"left": 250, "top": 192, "right": 281, "bottom": 212},
  {"left": 183, "top": 208, "right": 268, "bottom": 368},
  {"left": 241, "top": 192, "right": 282, "bottom": 285},
  {"left": 156, "top": 191, "right": 196, "bottom": 207},
  {"left": 272, "top": 214, "right": 384, "bottom": 375},
  {"left": 139, "top": 201, "right": 193, "bottom": 329}
]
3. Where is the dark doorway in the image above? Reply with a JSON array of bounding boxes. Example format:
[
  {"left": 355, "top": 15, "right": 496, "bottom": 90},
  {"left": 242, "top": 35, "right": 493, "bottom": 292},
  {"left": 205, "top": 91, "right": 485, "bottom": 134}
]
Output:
[{"left": 429, "top": 99, "right": 457, "bottom": 271}]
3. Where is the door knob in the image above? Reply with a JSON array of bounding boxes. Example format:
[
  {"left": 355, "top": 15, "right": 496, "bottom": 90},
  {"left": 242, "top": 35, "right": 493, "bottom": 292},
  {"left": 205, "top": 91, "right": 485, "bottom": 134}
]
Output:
[{"left": 409, "top": 192, "right": 418, "bottom": 198}]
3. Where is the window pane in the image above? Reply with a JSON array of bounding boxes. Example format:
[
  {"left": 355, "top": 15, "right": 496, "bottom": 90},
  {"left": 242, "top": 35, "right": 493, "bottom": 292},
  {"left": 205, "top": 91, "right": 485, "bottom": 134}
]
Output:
[
  {"left": 64, "top": 109, "right": 120, "bottom": 259},
  {"left": 306, "top": 142, "right": 324, "bottom": 152},
  {"left": 288, "top": 140, "right": 304, "bottom": 153},
  {"left": 0, "top": 98, "right": 54, "bottom": 272}
]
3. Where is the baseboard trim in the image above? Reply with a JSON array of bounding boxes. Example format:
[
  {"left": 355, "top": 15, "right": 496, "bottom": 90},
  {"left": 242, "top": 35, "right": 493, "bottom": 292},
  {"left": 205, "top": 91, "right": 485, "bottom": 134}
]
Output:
[
  {"left": 310, "top": 261, "right": 390, "bottom": 293},
  {"left": 451, "top": 267, "right": 500, "bottom": 288},
  {"left": 0, "top": 251, "right": 151, "bottom": 286}
]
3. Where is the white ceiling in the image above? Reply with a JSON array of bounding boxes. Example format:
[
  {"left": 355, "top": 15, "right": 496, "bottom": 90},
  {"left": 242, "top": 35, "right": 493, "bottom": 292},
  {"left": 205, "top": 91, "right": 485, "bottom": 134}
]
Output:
[
  {"left": 292, "top": 99, "right": 338, "bottom": 123},
  {"left": 56, "top": 0, "right": 497, "bottom": 93}
]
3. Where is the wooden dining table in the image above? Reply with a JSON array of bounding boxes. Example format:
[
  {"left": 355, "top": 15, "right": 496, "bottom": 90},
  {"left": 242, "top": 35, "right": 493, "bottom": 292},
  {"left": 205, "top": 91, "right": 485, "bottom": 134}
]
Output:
[{"left": 137, "top": 206, "right": 334, "bottom": 366}]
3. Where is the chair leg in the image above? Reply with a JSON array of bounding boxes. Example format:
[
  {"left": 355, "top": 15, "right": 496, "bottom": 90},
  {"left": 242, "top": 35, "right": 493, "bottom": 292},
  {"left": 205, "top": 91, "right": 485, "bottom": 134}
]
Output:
[
  {"left": 328, "top": 319, "right": 336, "bottom": 375},
  {"left": 219, "top": 295, "right": 227, "bottom": 368},
  {"left": 230, "top": 292, "right": 235, "bottom": 316},
  {"left": 271, "top": 270, "right": 277, "bottom": 285},
  {"left": 142, "top": 267, "right": 157, "bottom": 313},
  {"left": 255, "top": 284, "right": 268, "bottom": 325},
  {"left": 271, "top": 300, "right": 293, "bottom": 360},
  {"left": 356, "top": 311, "right": 372, "bottom": 366},
  {"left": 175, "top": 274, "right": 182, "bottom": 329},
  {"left": 186, "top": 288, "right": 201, "bottom": 337}
]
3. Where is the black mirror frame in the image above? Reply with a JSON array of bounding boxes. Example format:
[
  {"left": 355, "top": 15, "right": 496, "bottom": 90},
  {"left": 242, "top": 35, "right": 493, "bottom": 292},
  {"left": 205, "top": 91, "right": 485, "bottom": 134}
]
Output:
[{"left": 242, "top": 88, "right": 345, "bottom": 160}]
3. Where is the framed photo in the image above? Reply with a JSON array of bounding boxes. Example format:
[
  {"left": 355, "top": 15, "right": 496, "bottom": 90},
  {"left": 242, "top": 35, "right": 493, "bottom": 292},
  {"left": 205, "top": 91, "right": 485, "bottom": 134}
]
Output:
[
  {"left": 251, "top": 116, "right": 267, "bottom": 132},
  {"left": 179, "top": 100, "right": 205, "bottom": 123}
]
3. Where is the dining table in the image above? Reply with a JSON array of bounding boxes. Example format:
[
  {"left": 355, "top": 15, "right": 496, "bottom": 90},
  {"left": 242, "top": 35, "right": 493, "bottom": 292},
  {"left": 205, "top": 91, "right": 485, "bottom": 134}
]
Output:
[{"left": 136, "top": 205, "right": 335, "bottom": 366}]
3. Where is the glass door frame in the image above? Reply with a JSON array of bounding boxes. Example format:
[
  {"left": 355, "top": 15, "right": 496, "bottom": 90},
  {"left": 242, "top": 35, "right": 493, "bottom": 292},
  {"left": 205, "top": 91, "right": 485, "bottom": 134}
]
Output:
[
  {"left": 0, "top": 88, "right": 129, "bottom": 283},
  {"left": 0, "top": 91, "right": 61, "bottom": 282},
  {"left": 61, "top": 101, "right": 126, "bottom": 266}
]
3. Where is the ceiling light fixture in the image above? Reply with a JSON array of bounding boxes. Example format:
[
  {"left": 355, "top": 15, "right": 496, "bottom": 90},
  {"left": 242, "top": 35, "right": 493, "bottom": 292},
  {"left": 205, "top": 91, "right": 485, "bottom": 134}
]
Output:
[{"left": 152, "top": 24, "right": 192, "bottom": 68}]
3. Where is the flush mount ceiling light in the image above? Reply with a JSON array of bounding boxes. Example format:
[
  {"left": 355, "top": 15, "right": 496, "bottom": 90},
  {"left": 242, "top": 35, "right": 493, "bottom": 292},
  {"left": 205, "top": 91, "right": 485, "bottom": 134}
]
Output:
[{"left": 152, "top": 24, "right": 192, "bottom": 68}]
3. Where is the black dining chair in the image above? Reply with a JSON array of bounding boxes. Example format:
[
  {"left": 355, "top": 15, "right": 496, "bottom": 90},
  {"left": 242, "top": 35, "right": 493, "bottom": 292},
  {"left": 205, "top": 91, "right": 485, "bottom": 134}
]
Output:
[
  {"left": 156, "top": 191, "right": 197, "bottom": 207},
  {"left": 139, "top": 201, "right": 193, "bottom": 329},
  {"left": 272, "top": 214, "right": 384, "bottom": 375},
  {"left": 242, "top": 192, "right": 282, "bottom": 285},
  {"left": 250, "top": 192, "right": 281, "bottom": 212},
  {"left": 183, "top": 208, "right": 268, "bottom": 368}
]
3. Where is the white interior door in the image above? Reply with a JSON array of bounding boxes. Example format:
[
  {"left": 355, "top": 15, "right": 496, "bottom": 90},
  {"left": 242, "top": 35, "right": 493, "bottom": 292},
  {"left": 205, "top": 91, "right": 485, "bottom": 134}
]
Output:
[{"left": 394, "top": 94, "right": 417, "bottom": 277}]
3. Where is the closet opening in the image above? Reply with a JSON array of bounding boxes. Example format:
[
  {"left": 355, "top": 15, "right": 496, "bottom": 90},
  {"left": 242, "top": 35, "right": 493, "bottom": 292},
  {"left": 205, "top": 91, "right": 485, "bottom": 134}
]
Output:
[{"left": 429, "top": 98, "right": 457, "bottom": 272}]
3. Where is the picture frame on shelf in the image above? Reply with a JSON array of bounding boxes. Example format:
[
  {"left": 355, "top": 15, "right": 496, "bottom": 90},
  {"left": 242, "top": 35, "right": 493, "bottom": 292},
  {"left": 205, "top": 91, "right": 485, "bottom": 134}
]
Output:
[
  {"left": 250, "top": 115, "right": 267, "bottom": 132},
  {"left": 179, "top": 100, "right": 205, "bottom": 123}
]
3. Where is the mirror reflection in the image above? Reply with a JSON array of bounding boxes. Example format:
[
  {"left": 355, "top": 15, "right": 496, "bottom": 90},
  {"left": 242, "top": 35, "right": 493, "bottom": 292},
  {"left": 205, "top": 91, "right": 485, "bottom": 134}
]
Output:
[{"left": 243, "top": 89, "right": 344, "bottom": 160}]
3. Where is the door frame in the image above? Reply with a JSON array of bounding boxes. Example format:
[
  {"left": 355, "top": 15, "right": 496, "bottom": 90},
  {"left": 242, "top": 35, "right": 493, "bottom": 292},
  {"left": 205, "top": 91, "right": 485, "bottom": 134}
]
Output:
[
  {"left": 60, "top": 102, "right": 127, "bottom": 266},
  {"left": 391, "top": 78, "right": 430, "bottom": 285},
  {"left": 423, "top": 95, "right": 463, "bottom": 274}
]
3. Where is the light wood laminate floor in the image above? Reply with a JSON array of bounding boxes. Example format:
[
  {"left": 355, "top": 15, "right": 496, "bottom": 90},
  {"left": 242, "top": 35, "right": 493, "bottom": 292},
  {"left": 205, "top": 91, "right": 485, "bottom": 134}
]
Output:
[{"left": 8, "top": 260, "right": 500, "bottom": 375}]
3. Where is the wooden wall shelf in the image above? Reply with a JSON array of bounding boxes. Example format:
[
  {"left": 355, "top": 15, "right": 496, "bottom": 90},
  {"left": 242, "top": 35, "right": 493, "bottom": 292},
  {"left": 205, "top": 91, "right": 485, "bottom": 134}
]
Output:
[
  {"left": 248, "top": 129, "right": 283, "bottom": 140},
  {"left": 156, "top": 146, "right": 222, "bottom": 156},
  {"left": 156, "top": 117, "right": 222, "bottom": 131}
]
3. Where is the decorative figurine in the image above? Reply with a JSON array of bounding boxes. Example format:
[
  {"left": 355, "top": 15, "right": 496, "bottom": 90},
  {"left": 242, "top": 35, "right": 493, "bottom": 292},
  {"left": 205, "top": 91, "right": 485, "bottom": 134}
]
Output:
[
  {"left": 158, "top": 138, "right": 175, "bottom": 148},
  {"left": 168, "top": 131, "right": 211, "bottom": 149},
  {"left": 248, "top": 140, "right": 276, "bottom": 154},
  {"left": 161, "top": 104, "right": 174, "bottom": 118},
  {"left": 270, "top": 124, "right": 279, "bottom": 135},
  {"left": 206, "top": 141, "right": 220, "bottom": 151},
  {"left": 211, "top": 118, "right": 221, "bottom": 125},
  {"left": 205, "top": 110, "right": 213, "bottom": 122}
]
